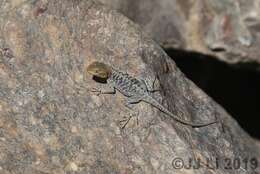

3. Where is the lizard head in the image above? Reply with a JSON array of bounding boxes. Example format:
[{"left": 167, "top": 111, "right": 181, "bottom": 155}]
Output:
[{"left": 86, "top": 61, "right": 112, "bottom": 79}]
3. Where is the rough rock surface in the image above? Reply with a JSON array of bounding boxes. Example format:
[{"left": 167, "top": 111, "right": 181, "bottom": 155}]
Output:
[
  {"left": 99, "top": 0, "right": 260, "bottom": 68},
  {"left": 0, "top": 0, "right": 259, "bottom": 173}
]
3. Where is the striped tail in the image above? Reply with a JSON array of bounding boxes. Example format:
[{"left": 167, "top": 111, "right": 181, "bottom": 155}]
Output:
[{"left": 142, "top": 95, "right": 217, "bottom": 127}]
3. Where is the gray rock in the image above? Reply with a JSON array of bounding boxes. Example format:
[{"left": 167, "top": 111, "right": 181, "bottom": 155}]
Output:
[
  {"left": 99, "top": 0, "right": 260, "bottom": 69},
  {"left": 0, "top": 0, "right": 259, "bottom": 173}
]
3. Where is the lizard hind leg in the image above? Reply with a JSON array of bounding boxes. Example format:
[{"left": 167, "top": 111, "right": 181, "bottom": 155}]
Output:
[
  {"left": 149, "top": 75, "right": 161, "bottom": 93},
  {"left": 119, "top": 96, "right": 142, "bottom": 129},
  {"left": 125, "top": 95, "right": 143, "bottom": 108},
  {"left": 140, "top": 77, "right": 160, "bottom": 94}
]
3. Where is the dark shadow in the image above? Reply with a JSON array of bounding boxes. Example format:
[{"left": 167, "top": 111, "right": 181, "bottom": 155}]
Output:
[{"left": 165, "top": 48, "right": 260, "bottom": 139}]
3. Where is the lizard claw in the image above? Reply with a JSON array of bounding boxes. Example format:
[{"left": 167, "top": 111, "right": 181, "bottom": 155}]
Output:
[
  {"left": 119, "top": 116, "right": 132, "bottom": 129},
  {"left": 90, "top": 87, "right": 101, "bottom": 96},
  {"left": 118, "top": 111, "right": 139, "bottom": 129}
]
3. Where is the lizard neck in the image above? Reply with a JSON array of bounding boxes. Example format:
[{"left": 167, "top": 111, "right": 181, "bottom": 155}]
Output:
[{"left": 108, "top": 67, "right": 119, "bottom": 79}]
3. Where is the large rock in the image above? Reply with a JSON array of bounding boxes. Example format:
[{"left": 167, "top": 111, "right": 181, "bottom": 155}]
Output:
[
  {"left": 0, "top": 0, "right": 259, "bottom": 173},
  {"left": 99, "top": 0, "right": 260, "bottom": 69}
]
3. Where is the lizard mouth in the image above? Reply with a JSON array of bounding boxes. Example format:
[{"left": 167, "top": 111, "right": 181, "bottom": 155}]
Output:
[{"left": 92, "top": 75, "right": 107, "bottom": 83}]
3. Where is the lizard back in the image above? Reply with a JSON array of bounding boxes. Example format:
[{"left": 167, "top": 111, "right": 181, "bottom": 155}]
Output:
[{"left": 108, "top": 69, "right": 148, "bottom": 97}]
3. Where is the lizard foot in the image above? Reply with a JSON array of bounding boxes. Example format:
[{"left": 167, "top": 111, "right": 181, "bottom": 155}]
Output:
[
  {"left": 89, "top": 87, "right": 101, "bottom": 96},
  {"left": 119, "top": 115, "right": 133, "bottom": 129},
  {"left": 119, "top": 113, "right": 139, "bottom": 129}
]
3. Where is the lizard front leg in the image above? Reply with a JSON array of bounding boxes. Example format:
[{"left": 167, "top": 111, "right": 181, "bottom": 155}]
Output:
[{"left": 90, "top": 84, "right": 116, "bottom": 96}]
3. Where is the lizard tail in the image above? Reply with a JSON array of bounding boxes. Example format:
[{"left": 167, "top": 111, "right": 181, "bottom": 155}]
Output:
[{"left": 143, "top": 95, "right": 217, "bottom": 127}]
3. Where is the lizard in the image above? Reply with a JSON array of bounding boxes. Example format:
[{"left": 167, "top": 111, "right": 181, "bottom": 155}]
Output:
[{"left": 86, "top": 61, "right": 217, "bottom": 128}]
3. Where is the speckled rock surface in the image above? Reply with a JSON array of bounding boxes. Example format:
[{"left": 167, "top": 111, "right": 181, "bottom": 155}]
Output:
[
  {"left": 0, "top": 0, "right": 259, "bottom": 173},
  {"left": 99, "top": 0, "right": 260, "bottom": 68}
]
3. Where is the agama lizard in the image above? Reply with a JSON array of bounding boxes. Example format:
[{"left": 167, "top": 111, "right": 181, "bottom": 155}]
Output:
[{"left": 87, "top": 61, "right": 217, "bottom": 128}]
